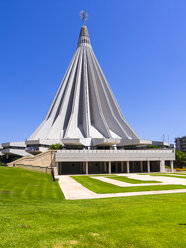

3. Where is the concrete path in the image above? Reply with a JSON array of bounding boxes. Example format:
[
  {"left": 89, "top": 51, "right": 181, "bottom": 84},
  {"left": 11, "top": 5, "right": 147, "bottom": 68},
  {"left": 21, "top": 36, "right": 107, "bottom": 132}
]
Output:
[
  {"left": 167, "top": 174, "right": 186, "bottom": 177},
  {"left": 92, "top": 176, "right": 167, "bottom": 187},
  {"left": 57, "top": 175, "right": 186, "bottom": 200},
  {"left": 124, "top": 174, "right": 186, "bottom": 186},
  {"left": 57, "top": 176, "right": 97, "bottom": 200}
]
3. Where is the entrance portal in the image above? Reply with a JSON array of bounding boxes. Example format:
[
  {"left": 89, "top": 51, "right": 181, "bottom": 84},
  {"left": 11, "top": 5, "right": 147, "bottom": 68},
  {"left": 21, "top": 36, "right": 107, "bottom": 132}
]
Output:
[{"left": 58, "top": 162, "right": 83, "bottom": 175}]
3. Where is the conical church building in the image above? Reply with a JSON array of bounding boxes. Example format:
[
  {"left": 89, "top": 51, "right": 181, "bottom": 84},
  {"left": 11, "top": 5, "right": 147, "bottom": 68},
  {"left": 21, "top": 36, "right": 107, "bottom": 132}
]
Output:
[
  {"left": 28, "top": 24, "right": 141, "bottom": 147},
  {"left": 4, "top": 16, "right": 175, "bottom": 174}
]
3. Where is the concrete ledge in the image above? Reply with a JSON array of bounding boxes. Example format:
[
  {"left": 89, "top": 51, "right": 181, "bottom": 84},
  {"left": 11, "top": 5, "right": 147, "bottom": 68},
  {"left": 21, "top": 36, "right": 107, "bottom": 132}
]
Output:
[
  {"left": 56, "top": 149, "right": 175, "bottom": 162},
  {"left": 15, "top": 164, "right": 53, "bottom": 173},
  {"left": 8, "top": 150, "right": 56, "bottom": 167}
]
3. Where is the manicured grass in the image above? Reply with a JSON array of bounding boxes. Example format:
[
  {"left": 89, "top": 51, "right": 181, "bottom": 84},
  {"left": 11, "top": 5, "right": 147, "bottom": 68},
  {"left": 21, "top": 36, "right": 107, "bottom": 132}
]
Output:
[
  {"left": 106, "top": 175, "right": 161, "bottom": 184},
  {"left": 71, "top": 176, "right": 186, "bottom": 194},
  {"left": 172, "top": 173, "right": 186, "bottom": 175},
  {"left": 1, "top": 167, "right": 186, "bottom": 248},
  {"left": 0, "top": 166, "right": 63, "bottom": 203},
  {"left": 143, "top": 173, "right": 186, "bottom": 179}
]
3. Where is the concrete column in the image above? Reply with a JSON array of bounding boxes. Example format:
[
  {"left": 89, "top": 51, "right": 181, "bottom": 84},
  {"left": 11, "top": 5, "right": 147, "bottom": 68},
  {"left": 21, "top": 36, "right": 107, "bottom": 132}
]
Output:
[
  {"left": 108, "top": 161, "right": 111, "bottom": 174},
  {"left": 147, "top": 161, "right": 150, "bottom": 173},
  {"left": 140, "top": 161, "right": 143, "bottom": 173},
  {"left": 54, "top": 166, "right": 58, "bottom": 176},
  {"left": 121, "top": 161, "right": 124, "bottom": 173},
  {"left": 56, "top": 163, "right": 59, "bottom": 175},
  {"left": 127, "top": 161, "right": 130, "bottom": 173},
  {"left": 85, "top": 161, "right": 88, "bottom": 174},
  {"left": 160, "top": 160, "right": 165, "bottom": 173},
  {"left": 170, "top": 160, "right": 174, "bottom": 173}
]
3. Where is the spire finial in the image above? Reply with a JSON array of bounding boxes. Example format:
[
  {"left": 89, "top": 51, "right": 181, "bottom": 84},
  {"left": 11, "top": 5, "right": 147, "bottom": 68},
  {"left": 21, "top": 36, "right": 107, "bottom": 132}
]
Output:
[{"left": 80, "top": 10, "right": 88, "bottom": 26}]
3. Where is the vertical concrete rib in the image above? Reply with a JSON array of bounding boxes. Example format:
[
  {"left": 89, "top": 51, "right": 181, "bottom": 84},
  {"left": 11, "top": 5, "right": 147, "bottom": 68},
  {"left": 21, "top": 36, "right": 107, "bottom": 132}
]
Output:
[
  {"left": 91, "top": 51, "right": 140, "bottom": 139},
  {"left": 53, "top": 49, "right": 80, "bottom": 123},
  {"left": 29, "top": 25, "right": 141, "bottom": 142},
  {"left": 64, "top": 48, "right": 83, "bottom": 138},
  {"left": 47, "top": 49, "right": 81, "bottom": 139},
  {"left": 82, "top": 48, "right": 90, "bottom": 137},
  {"left": 86, "top": 48, "right": 111, "bottom": 138},
  {"left": 46, "top": 49, "right": 80, "bottom": 120},
  {"left": 89, "top": 50, "right": 130, "bottom": 139}
]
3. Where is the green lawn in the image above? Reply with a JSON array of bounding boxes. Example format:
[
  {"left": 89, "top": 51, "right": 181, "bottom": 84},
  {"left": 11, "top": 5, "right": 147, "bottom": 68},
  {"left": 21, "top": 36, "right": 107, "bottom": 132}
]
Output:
[
  {"left": 105, "top": 175, "right": 161, "bottom": 184},
  {"left": 142, "top": 173, "right": 186, "bottom": 179},
  {"left": 1, "top": 167, "right": 186, "bottom": 248},
  {"left": 0, "top": 166, "right": 63, "bottom": 203},
  {"left": 173, "top": 173, "right": 186, "bottom": 175},
  {"left": 71, "top": 176, "right": 186, "bottom": 194}
]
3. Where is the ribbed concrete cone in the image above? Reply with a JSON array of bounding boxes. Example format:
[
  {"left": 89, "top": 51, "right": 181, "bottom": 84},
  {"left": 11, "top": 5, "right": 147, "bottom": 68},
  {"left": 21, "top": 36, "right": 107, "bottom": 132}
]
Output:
[{"left": 29, "top": 25, "right": 140, "bottom": 144}]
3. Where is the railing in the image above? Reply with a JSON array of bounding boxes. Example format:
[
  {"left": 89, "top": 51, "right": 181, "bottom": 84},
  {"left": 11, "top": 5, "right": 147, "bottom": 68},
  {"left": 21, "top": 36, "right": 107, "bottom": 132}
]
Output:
[{"left": 57, "top": 149, "right": 174, "bottom": 154}]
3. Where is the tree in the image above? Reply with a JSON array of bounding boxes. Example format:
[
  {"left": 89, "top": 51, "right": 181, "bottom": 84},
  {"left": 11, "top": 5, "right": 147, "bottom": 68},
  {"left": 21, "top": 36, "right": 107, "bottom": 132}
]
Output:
[
  {"left": 49, "top": 143, "right": 63, "bottom": 150},
  {"left": 175, "top": 151, "right": 186, "bottom": 168}
]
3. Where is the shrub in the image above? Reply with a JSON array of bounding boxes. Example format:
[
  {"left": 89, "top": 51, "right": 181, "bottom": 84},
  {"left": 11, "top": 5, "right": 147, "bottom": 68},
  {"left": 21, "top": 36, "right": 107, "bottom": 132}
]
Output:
[
  {"left": 49, "top": 143, "right": 63, "bottom": 150},
  {"left": 0, "top": 161, "right": 7, "bottom": 166},
  {"left": 175, "top": 151, "right": 186, "bottom": 168},
  {"left": 175, "top": 168, "right": 186, "bottom": 171}
]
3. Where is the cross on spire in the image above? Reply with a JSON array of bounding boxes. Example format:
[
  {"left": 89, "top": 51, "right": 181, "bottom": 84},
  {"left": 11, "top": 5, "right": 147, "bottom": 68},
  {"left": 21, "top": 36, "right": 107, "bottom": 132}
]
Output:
[{"left": 80, "top": 10, "right": 88, "bottom": 26}]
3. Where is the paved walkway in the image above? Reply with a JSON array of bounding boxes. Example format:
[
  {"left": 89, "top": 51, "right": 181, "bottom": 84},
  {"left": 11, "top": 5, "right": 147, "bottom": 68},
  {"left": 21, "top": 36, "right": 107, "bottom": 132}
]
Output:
[
  {"left": 167, "top": 174, "right": 186, "bottom": 177},
  {"left": 57, "top": 175, "right": 186, "bottom": 200},
  {"left": 92, "top": 176, "right": 167, "bottom": 187},
  {"left": 57, "top": 176, "right": 97, "bottom": 200},
  {"left": 125, "top": 174, "right": 186, "bottom": 186}
]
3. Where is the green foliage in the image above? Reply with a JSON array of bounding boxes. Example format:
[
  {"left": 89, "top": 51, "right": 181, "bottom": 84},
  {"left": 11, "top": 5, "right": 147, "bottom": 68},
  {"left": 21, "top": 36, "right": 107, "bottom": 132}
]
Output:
[
  {"left": 0, "top": 154, "right": 20, "bottom": 166},
  {"left": 106, "top": 175, "right": 160, "bottom": 184},
  {"left": 147, "top": 173, "right": 186, "bottom": 179},
  {"left": 1, "top": 167, "right": 186, "bottom": 248},
  {"left": 175, "top": 150, "right": 186, "bottom": 168},
  {"left": 0, "top": 161, "right": 6, "bottom": 166},
  {"left": 175, "top": 168, "right": 186, "bottom": 171},
  {"left": 49, "top": 143, "right": 63, "bottom": 150},
  {"left": 71, "top": 176, "right": 186, "bottom": 194},
  {"left": 0, "top": 167, "right": 63, "bottom": 203}
]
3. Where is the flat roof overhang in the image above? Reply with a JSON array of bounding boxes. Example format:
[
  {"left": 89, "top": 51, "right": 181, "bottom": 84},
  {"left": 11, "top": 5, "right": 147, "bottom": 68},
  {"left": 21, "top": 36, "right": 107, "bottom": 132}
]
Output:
[
  {"left": 56, "top": 149, "right": 175, "bottom": 162},
  {"left": 26, "top": 139, "right": 61, "bottom": 146},
  {"left": 92, "top": 138, "right": 121, "bottom": 146},
  {"left": 62, "top": 138, "right": 84, "bottom": 146},
  {"left": 2, "top": 141, "right": 26, "bottom": 148},
  {"left": 1, "top": 148, "right": 31, "bottom": 157},
  {"left": 118, "top": 139, "right": 152, "bottom": 147}
]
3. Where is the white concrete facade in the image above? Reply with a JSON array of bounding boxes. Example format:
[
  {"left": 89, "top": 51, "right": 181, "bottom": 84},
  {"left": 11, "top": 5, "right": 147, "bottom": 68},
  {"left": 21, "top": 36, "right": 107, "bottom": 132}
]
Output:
[
  {"left": 56, "top": 149, "right": 175, "bottom": 162},
  {"left": 2, "top": 21, "right": 175, "bottom": 173},
  {"left": 1, "top": 142, "right": 31, "bottom": 157},
  {"left": 28, "top": 25, "right": 140, "bottom": 147},
  {"left": 56, "top": 149, "right": 175, "bottom": 174}
]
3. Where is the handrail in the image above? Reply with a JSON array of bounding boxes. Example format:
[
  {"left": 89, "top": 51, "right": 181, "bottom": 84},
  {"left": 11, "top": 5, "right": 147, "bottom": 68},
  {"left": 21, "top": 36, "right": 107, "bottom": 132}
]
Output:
[{"left": 56, "top": 149, "right": 174, "bottom": 154}]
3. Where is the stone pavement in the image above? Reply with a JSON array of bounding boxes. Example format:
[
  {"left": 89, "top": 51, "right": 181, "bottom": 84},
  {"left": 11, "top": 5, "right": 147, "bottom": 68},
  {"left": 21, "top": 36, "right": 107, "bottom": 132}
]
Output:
[
  {"left": 56, "top": 174, "right": 186, "bottom": 200},
  {"left": 57, "top": 176, "right": 97, "bottom": 200},
  {"left": 92, "top": 176, "right": 167, "bottom": 187},
  {"left": 125, "top": 174, "right": 186, "bottom": 186}
]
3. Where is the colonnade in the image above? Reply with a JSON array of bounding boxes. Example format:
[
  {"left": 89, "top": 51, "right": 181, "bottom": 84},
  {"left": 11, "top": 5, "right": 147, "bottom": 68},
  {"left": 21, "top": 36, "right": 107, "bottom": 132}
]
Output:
[
  {"left": 82, "top": 160, "right": 174, "bottom": 174},
  {"left": 58, "top": 160, "right": 174, "bottom": 175}
]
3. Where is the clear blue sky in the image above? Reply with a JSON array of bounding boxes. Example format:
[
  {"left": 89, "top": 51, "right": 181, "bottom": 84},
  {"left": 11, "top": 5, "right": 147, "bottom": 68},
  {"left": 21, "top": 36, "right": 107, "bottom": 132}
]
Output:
[{"left": 0, "top": 0, "right": 186, "bottom": 144}]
